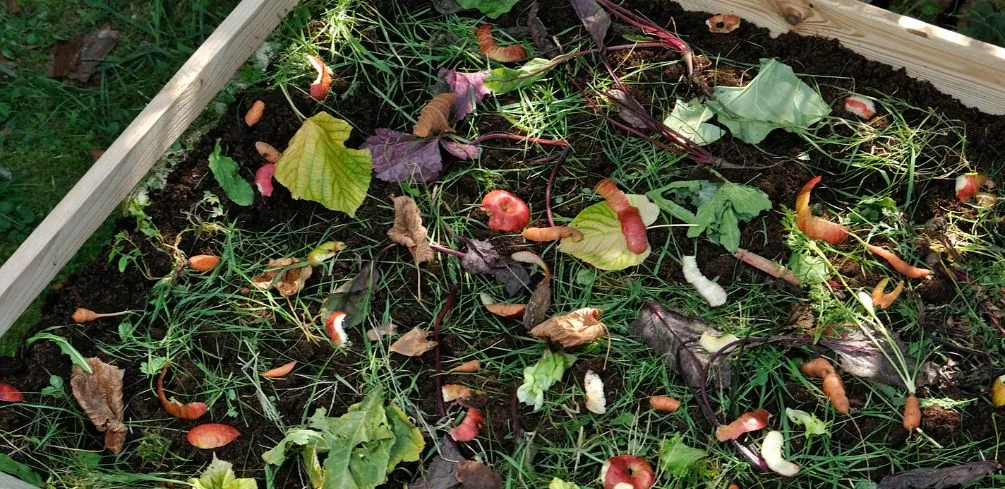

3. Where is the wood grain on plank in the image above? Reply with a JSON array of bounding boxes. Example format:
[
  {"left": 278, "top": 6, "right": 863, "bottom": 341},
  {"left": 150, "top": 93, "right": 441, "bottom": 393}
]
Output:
[
  {"left": 0, "top": 0, "right": 298, "bottom": 339},
  {"left": 677, "top": 0, "right": 1005, "bottom": 114}
]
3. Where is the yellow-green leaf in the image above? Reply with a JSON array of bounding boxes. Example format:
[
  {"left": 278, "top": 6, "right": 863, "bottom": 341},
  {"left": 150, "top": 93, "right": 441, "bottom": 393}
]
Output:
[
  {"left": 275, "top": 113, "right": 372, "bottom": 216},
  {"left": 558, "top": 194, "right": 659, "bottom": 270}
]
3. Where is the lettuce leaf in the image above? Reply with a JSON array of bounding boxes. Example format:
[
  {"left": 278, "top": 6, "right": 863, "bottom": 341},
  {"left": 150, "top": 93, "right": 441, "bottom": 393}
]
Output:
[
  {"left": 456, "top": 0, "right": 519, "bottom": 18},
  {"left": 558, "top": 194, "right": 659, "bottom": 270},
  {"left": 484, "top": 58, "right": 555, "bottom": 94},
  {"left": 190, "top": 455, "right": 257, "bottom": 489},
  {"left": 549, "top": 478, "right": 582, "bottom": 489},
  {"left": 517, "top": 349, "right": 576, "bottom": 410},
  {"left": 662, "top": 99, "right": 724, "bottom": 146},
  {"left": 708, "top": 58, "right": 830, "bottom": 144},
  {"left": 658, "top": 434, "right": 707, "bottom": 477},
  {"left": 785, "top": 408, "right": 829, "bottom": 436},
  {"left": 208, "top": 139, "right": 254, "bottom": 206},
  {"left": 275, "top": 112, "right": 372, "bottom": 216}
]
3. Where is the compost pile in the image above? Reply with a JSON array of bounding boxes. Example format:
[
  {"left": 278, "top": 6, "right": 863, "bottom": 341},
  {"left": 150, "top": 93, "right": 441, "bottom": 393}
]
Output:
[{"left": 2, "top": 0, "right": 1004, "bottom": 488}]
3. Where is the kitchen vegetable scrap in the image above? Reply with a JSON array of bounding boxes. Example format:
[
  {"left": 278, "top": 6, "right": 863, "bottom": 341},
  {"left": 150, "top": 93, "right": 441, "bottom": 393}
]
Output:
[
  {"left": 252, "top": 257, "right": 313, "bottom": 296},
  {"left": 858, "top": 239, "right": 933, "bottom": 279},
  {"left": 800, "top": 357, "right": 850, "bottom": 414},
  {"left": 844, "top": 96, "right": 877, "bottom": 119},
  {"left": 795, "top": 176, "right": 849, "bottom": 245},
  {"left": 450, "top": 407, "right": 484, "bottom": 442},
  {"left": 325, "top": 311, "right": 349, "bottom": 346},
  {"left": 255, "top": 141, "right": 282, "bottom": 163},
  {"left": 871, "top": 278, "right": 905, "bottom": 309},
  {"left": 306, "top": 240, "right": 346, "bottom": 265},
  {"left": 188, "top": 455, "right": 257, "bottom": 489},
  {"left": 188, "top": 254, "right": 221, "bottom": 272},
  {"left": 307, "top": 55, "right": 333, "bottom": 100},
  {"left": 761, "top": 431, "right": 800, "bottom": 476},
  {"left": 528, "top": 307, "right": 607, "bottom": 348},
  {"left": 955, "top": 173, "right": 992, "bottom": 202},
  {"left": 993, "top": 375, "right": 1005, "bottom": 408},
  {"left": 187, "top": 423, "right": 241, "bottom": 449},
  {"left": 583, "top": 370, "right": 606, "bottom": 414},
  {"left": 255, "top": 163, "right": 276, "bottom": 197},
  {"left": 785, "top": 408, "right": 829, "bottom": 436},
  {"left": 448, "top": 359, "right": 481, "bottom": 374},
  {"left": 705, "top": 14, "right": 740, "bottom": 33},
  {"left": 481, "top": 294, "right": 527, "bottom": 318},
  {"left": 595, "top": 178, "right": 648, "bottom": 254},
  {"left": 715, "top": 408, "right": 770, "bottom": 442},
  {"left": 475, "top": 24, "right": 526, "bottom": 62},
  {"left": 698, "top": 331, "right": 740, "bottom": 353},
  {"left": 261, "top": 361, "right": 297, "bottom": 379},
  {"left": 441, "top": 384, "right": 475, "bottom": 403},
  {"left": 681, "top": 255, "right": 727, "bottom": 307},
  {"left": 70, "top": 357, "right": 126, "bottom": 453},
  {"left": 244, "top": 100, "right": 265, "bottom": 126},
  {"left": 481, "top": 190, "right": 530, "bottom": 232},
  {"left": 649, "top": 395, "right": 681, "bottom": 413},
  {"left": 902, "top": 394, "right": 921, "bottom": 431},
  {"left": 522, "top": 226, "right": 584, "bottom": 242},
  {"left": 517, "top": 349, "right": 576, "bottom": 410},
  {"left": 601, "top": 455, "right": 655, "bottom": 489},
  {"left": 0, "top": 382, "right": 24, "bottom": 402},
  {"left": 157, "top": 364, "right": 208, "bottom": 420},
  {"left": 71, "top": 307, "right": 130, "bottom": 323}
]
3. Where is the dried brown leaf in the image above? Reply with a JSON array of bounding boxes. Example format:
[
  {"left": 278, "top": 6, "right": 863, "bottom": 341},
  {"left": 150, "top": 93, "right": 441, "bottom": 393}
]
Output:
[
  {"left": 455, "top": 460, "right": 503, "bottom": 489},
  {"left": 413, "top": 93, "right": 456, "bottom": 138},
  {"left": 47, "top": 35, "right": 84, "bottom": 78},
  {"left": 70, "top": 26, "right": 118, "bottom": 82},
  {"left": 388, "top": 196, "right": 434, "bottom": 264},
  {"left": 528, "top": 307, "right": 606, "bottom": 348},
  {"left": 523, "top": 279, "right": 551, "bottom": 329},
  {"left": 484, "top": 303, "right": 526, "bottom": 319},
  {"left": 70, "top": 357, "right": 126, "bottom": 453},
  {"left": 252, "top": 258, "right": 313, "bottom": 297},
  {"left": 441, "top": 384, "right": 474, "bottom": 403},
  {"left": 390, "top": 327, "right": 438, "bottom": 356}
]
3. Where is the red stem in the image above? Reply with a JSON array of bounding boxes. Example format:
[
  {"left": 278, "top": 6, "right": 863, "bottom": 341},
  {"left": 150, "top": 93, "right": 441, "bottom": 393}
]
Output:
[
  {"left": 545, "top": 147, "right": 571, "bottom": 227},
  {"left": 430, "top": 244, "right": 465, "bottom": 258},
  {"left": 468, "top": 132, "right": 569, "bottom": 148},
  {"left": 433, "top": 285, "right": 460, "bottom": 418}
]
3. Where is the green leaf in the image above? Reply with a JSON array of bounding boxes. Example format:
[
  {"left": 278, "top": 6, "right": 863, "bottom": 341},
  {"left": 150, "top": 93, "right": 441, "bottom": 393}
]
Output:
[
  {"left": 662, "top": 98, "right": 724, "bottom": 146},
  {"left": 785, "top": 408, "right": 829, "bottom": 436},
  {"left": 517, "top": 349, "right": 576, "bottom": 410},
  {"left": 190, "top": 455, "right": 258, "bottom": 489},
  {"left": 26, "top": 333, "right": 91, "bottom": 374},
  {"left": 658, "top": 434, "right": 707, "bottom": 478},
  {"left": 484, "top": 58, "right": 555, "bottom": 94},
  {"left": 0, "top": 452, "right": 44, "bottom": 486},
  {"left": 275, "top": 112, "right": 372, "bottom": 216},
  {"left": 558, "top": 194, "right": 659, "bottom": 270},
  {"left": 788, "top": 251, "right": 829, "bottom": 284},
  {"left": 549, "top": 478, "right": 582, "bottom": 489},
  {"left": 207, "top": 139, "right": 254, "bottom": 206},
  {"left": 385, "top": 405, "right": 424, "bottom": 470},
  {"left": 456, "top": 0, "right": 519, "bottom": 18},
  {"left": 650, "top": 181, "right": 770, "bottom": 253},
  {"left": 708, "top": 58, "right": 830, "bottom": 144}
]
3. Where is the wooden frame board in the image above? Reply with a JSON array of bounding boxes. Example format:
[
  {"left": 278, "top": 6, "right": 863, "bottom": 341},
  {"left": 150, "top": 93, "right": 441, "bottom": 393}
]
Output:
[{"left": 0, "top": 0, "right": 1002, "bottom": 486}]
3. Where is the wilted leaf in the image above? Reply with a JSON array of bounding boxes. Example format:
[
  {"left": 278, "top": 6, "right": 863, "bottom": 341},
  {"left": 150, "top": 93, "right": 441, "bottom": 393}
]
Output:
[
  {"left": 461, "top": 238, "right": 530, "bottom": 296},
  {"left": 367, "top": 323, "right": 397, "bottom": 341},
  {"left": 523, "top": 279, "right": 551, "bottom": 329},
  {"left": 365, "top": 128, "right": 444, "bottom": 183},
  {"left": 275, "top": 112, "right": 372, "bottom": 216},
  {"left": 252, "top": 258, "right": 313, "bottom": 297},
  {"left": 456, "top": 461, "right": 503, "bottom": 489},
  {"left": 324, "top": 260, "right": 380, "bottom": 329},
  {"left": 431, "top": 0, "right": 464, "bottom": 14},
  {"left": 411, "top": 437, "right": 464, "bottom": 489},
  {"left": 662, "top": 99, "right": 724, "bottom": 146},
  {"left": 707, "top": 58, "right": 830, "bottom": 144},
  {"left": 517, "top": 349, "right": 576, "bottom": 410},
  {"left": 455, "top": 0, "right": 519, "bottom": 18},
  {"left": 190, "top": 455, "right": 257, "bottom": 489},
  {"left": 659, "top": 433, "right": 708, "bottom": 477},
  {"left": 208, "top": 139, "right": 254, "bottom": 206},
  {"left": 826, "top": 329, "right": 937, "bottom": 388},
  {"left": 70, "top": 357, "right": 126, "bottom": 453},
  {"left": 571, "top": 0, "right": 610, "bottom": 48},
  {"left": 27, "top": 333, "right": 92, "bottom": 374},
  {"left": 484, "top": 58, "right": 555, "bottom": 94},
  {"left": 70, "top": 26, "right": 118, "bottom": 82},
  {"left": 390, "top": 327, "right": 438, "bottom": 356},
  {"left": 442, "top": 384, "right": 475, "bottom": 403},
  {"left": 484, "top": 302, "right": 527, "bottom": 319},
  {"left": 529, "top": 308, "right": 606, "bottom": 347},
  {"left": 439, "top": 69, "right": 490, "bottom": 122},
  {"left": 628, "top": 302, "right": 732, "bottom": 389},
  {"left": 414, "top": 93, "right": 457, "bottom": 138},
  {"left": 47, "top": 34, "right": 84, "bottom": 78},
  {"left": 441, "top": 139, "right": 481, "bottom": 160},
  {"left": 877, "top": 461, "right": 1001, "bottom": 489},
  {"left": 527, "top": 3, "right": 557, "bottom": 56},
  {"left": 606, "top": 89, "right": 650, "bottom": 129},
  {"left": 387, "top": 196, "right": 435, "bottom": 264},
  {"left": 558, "top": 194, "right": 659, "bottom": 270}
]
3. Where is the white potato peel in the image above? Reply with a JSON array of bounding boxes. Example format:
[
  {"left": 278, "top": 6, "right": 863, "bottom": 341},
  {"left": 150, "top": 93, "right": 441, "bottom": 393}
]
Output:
[
  {"left": 682, "top": 255, "right": 727, "bottom": 306},
  {"left": 761, "top": 430, "right": 800, "bottom": 476},
  {"left": 583, "top": 370, "right": 606, "bottom": 414}
]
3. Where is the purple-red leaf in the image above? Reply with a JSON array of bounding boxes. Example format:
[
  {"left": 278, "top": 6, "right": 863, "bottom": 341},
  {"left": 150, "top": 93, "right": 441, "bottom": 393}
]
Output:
[
  {"left": 461, "top": 238, "right": 531, "bottom": 296},
  {"left": 439, "top": 69, "right": 490, "bottom": 122},
  {"left": 571, "top": 0, "right": 611, "bottom": 49},
  {"left": 364, "top": 128, "right": 443, "bottom": 183},
  {"left": 441, "top": 139, "right": 481, "bottom": 160}
]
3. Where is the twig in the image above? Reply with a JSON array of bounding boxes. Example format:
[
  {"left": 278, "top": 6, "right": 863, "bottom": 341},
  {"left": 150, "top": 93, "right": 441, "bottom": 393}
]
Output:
[
  {"left": 433, "top": 284, "right": 460, "bottom": 418},
  {"left": 545, "top": 147, "right": 571, "bottom": 227}
]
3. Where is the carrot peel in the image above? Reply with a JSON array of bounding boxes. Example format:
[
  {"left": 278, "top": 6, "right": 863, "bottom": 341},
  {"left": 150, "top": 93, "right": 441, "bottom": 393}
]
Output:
[
  {"left": 861, "top": 241, "right": 932, "bottom": 279},
  {"left": 795, "top": 176, "right": 849, "bottom": 245},
  {"left": 871, "top": 278, "right": 904, "bottom": 309},
  {"left": 715, "top": 408, "right": 770, "bottom": 441},
  {"left": 157, "top": 365, "right": 208, "bottom": 420},
  {"left": 476, "top": 24, "right": 526, "bottom": 62}
]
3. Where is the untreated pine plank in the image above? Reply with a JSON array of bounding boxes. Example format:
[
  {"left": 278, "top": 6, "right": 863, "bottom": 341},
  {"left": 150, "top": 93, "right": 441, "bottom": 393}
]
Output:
[
  {"left": 0, "top": 472, "right": 40, "bottom": 489},
  {"left": 676, "top": 0, "right": 1005, "bottom": 115},
  {"left": 0, "top": 0, "right": 298, "bottom": 338}
]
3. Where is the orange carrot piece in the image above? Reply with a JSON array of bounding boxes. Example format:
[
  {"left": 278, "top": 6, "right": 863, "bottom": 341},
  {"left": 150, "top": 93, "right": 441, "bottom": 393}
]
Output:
[
  {"left": 244, "top": 100, "right": 265, "bottom": 126},
  {"left": 448, "top": 360, "right": 481, "bottom": 374},
  {"left": 476, "top": 24, "right": 526, "bottom": 62},
  {"left": 522, "top": 226, "right": 584, "bottom": 242},
  {"left": 188, "top": 255, "right": 221, "bottom": 272},
  {"left": 649, "top": 395, "right": 681, "bottom": 412},
  {"left": 801, "top": 357, "right": 849, "bottom": 414},
  {"left": 795, "top": 176, "right": 849, "bottom": 245},
  {"left": 902, "top": 394, "right": 921, "bottom": 430},
  {"left": 262, "top": 360, "right": 297, "bottom": 379},
  {"left": 871, "top": 278, "right": 905, "bottom": 309},
  {"left": 862, "top": 242, "right": 932, "bottom": 279}
]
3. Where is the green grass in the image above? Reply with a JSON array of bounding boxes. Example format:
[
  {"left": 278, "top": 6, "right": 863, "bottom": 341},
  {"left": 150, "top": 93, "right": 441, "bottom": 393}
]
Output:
[{"left": 2, "top": 1, "right": 1005, "bottom": 488}]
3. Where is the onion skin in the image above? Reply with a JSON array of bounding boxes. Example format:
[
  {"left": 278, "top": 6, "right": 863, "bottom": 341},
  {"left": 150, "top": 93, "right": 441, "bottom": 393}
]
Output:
[
  {"left": 157, "top": 365, "right": 208, "bottom": 420},
  {"left": 715, "top": 408, "right": 771, "bottom": 442},
  {"left": 187, "top": 423, "right": 240, "bottom": 449},
  {"left": 595, "top": 179, "right": 648, "bottom": 254},
  {"left": 795, "top": 176, "right": 849, "bottom": 245},
  {"left": 307, "top": 55, "right": 333, "bottom": 101}
]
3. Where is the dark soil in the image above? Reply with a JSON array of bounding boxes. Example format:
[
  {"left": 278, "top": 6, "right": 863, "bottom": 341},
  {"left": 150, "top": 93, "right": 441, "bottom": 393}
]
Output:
[{"left": 2, "top": 0, "right": 1003, "bottom": 487}]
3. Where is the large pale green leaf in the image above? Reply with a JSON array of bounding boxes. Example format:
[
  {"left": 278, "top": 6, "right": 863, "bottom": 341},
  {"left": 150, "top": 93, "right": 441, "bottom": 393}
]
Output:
[
  {"left": 484, "top": 58, "right": 554, "bottom": 94},
  {"left": 456, "top": 0, "right": 518, "bottom": 18},
  {"left": 275, "top": 112, "right": 372, "bottom": 216},
  {"left": 708, "top": 58, "right": 830, "bottom": 144},
  {"left": 658, "top": 434, "right": 707, "bottom": 478},
  {"left": 558, "top": 194, "right": 659, "bottom": 270},
  {"left": 662, "top": 99, "right": 724, "bottom": 146},
  {"left": 190, "top": 455, "right": 257, "bottom": 489},
  {"left": 208, "top": 139, "right": 254, "bottom": 206},
  {"left": 385, "top": 405, "right": 424, "bottom": 470}
]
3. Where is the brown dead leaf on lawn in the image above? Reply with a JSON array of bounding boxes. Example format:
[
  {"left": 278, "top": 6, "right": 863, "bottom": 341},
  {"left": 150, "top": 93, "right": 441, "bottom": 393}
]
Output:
[
  {"left": 47, "top": 25, "right": 119, "bottom": 82},
  {"left": 48, "top": 35, "right": 84, "bottom": 78},
  {"left": 413, "top": 92, "right": 456, "bottom": 138},
  {"left": 390, "top": 327, "right": 438, "bottom": 356},
  {"left": 70, "top": 357, "right": 126, "bottom": 453},
  {"left": 8, "top": 0, "right": 22, "bottom": 14},
  {"left": 388, "top": 196, "right": 434, "bottom": 264},
  {"left": 252, "top": 258, "right": 313, "bottom": 297},
  {"left": 456, "top": 460, "right": 503, "bottom": 489},
  {"left": 529, "top": 307, "right": 607, "bottom": 348}
]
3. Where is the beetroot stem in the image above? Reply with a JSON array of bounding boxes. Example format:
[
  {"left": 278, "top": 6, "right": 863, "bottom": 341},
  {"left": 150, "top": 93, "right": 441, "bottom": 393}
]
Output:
[
  {"left": 734, "top": 248, "right": 801, "bottom": 286},
  {"left": 433, "top": 284, "right": 460, "bottom": 418},
  {"left": 430, "top": 244, "right": 465, "bottom": 258},
  {"left": 468, "top": 132, "right": 569, "bottom": 148}
]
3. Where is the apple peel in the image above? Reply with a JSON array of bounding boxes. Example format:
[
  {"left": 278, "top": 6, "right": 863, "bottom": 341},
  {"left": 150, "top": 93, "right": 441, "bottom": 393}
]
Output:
[
  {"left": 715, "top": 408, "right": 770, "bottom": 442},
  {"left": 187, "top": 423, "right": 240, "bottom": 449}
]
